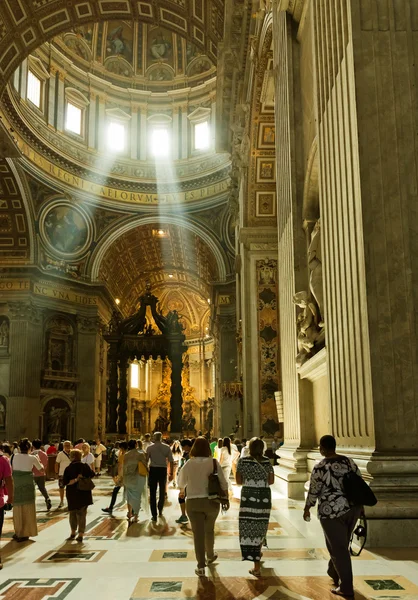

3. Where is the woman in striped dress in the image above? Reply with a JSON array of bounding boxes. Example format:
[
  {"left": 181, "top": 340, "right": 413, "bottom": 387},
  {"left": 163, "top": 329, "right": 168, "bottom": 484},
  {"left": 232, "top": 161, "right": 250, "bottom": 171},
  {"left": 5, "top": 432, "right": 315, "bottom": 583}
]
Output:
[{"left": 236, "top": 437, "right": 274, "bottom": 577}]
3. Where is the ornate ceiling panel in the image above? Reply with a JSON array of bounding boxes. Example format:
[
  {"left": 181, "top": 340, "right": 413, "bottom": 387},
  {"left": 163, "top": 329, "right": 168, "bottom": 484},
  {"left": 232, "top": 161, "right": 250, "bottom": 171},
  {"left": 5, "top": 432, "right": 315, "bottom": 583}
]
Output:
[
  {"left": 0, "top": 0, "right": 224, "bottom": 89},
  {"left": 0, "top": 160, "right": 31, "bottom": 264},
  {"left": 54, "top": 22, "right": 215, "bottom": 90},
  {"left": 99, "top": 222, "right": 218, "bottom": 316}
]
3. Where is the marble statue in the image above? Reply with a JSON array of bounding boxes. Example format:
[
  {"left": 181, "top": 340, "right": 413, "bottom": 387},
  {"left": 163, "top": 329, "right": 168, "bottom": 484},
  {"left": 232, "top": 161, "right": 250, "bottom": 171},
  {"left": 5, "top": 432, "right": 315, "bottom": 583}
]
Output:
[
  {"left": 47, "top": 405, "right": 68, "bottom": 435},
  {"left": 293, "top": 291, "right": 321, "bottom": 366},
  {"left": 308, "top": 219, "right": 324, "bottom": 326}
]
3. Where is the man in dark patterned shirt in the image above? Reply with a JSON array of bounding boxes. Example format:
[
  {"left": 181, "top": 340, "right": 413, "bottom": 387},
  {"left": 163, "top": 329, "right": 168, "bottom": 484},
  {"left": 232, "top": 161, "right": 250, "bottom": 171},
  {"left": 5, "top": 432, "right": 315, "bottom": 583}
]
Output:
[{"left": 303, "top": 435, "right": 362, "bottom": 598}]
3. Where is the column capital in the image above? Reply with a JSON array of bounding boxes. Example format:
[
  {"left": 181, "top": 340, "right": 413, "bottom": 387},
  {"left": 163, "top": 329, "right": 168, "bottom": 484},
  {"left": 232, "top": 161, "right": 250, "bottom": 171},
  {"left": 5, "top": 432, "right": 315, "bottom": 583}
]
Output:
[
  {"left": 8, "top": 301, "right": 41, "bottom": 324},
  {"left": 77, "top": 316, "right": 102, "bottom": 334}
]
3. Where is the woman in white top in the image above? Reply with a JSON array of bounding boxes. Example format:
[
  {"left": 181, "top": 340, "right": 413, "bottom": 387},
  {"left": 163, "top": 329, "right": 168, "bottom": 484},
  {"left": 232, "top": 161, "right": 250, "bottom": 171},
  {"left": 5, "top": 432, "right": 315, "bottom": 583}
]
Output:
[
  {"left": 177, "top": 437, "right": 228, "bottom": 577},
  {"left": 81, "top": 443, "right": 95, "bottom": 473},
  {"left": 11, "top": 438, "right": 43, "bottom": 541},
  {"left": 219, "top": 437, "right": 233, "bottom": 492}
]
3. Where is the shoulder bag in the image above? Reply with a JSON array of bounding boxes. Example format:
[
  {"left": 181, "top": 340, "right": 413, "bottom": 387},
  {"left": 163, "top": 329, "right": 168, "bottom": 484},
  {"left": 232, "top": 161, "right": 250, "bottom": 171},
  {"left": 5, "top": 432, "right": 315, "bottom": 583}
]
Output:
[
  {"left": 138, "top": 460, "right": 148, "bottom": 477},
  {"left": 77, "top": 476, "right": 95, "bottom": 491},
  {"left": 208, "top": 459, "right": 229, "bottom": 510},
  {"left": 343, "top": 470, "right": 377, "bottom": 507}
]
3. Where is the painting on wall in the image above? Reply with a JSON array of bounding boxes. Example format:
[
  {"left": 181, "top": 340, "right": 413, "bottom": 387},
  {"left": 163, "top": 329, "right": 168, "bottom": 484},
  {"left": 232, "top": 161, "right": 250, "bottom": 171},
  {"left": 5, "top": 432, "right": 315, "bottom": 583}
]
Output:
[
  {"left": 258, "top": 123, "right": 275, "bottom": 148},
  {"left": 257, "top": 259, "right": 281, "bottom": 436},
  {"left": 147, "top": 28, "right": 173, "bottom": 64},
  {"left": 256, "top": 191, "right": 276, "bottom": 217},
  {"left": 41, "top": 204, "right": 90, "bottom": 256},
  {"left": 105, "top": 21, "right": 133, "bottom": 64},
  {"left": 256, "top": 158, "right": 276, "bottom": 182}
]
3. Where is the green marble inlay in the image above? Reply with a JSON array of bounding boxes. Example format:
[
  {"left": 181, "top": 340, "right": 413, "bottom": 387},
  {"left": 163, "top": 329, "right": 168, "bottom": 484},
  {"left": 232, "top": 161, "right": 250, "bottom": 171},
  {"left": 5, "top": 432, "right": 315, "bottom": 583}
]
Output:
[
  {"left": 48, "top": 552, "right": 95, "bottom": 561},
  {"left": 162, "top": 552, "right": 187, "bottom": 559},
  {"left": 150, "top": 581, "right": 182, "bottom": 593},
  {"left": 365, "top": 580, "right": 404, "bottom": 591}
]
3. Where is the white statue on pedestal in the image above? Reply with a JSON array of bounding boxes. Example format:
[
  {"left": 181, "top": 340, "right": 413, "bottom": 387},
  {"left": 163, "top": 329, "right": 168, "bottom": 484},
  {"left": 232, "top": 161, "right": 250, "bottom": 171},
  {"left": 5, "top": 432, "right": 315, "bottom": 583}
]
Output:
[
  {"left": 308, "top": 219, "right": 324, "bottom": 327},
  {"left": 293, "top": 291, "right": 322, "bottom": 367}
]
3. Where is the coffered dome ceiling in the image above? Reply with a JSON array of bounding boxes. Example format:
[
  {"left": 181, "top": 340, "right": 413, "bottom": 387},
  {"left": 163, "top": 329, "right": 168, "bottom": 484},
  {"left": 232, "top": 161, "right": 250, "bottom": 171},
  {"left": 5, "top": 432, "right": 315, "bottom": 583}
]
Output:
[
  {"left": 54, "top": 22, "right": 216, "bottom": 90},
  {"left": 99, "top": 223, "right": 217, "bottom": 334}
]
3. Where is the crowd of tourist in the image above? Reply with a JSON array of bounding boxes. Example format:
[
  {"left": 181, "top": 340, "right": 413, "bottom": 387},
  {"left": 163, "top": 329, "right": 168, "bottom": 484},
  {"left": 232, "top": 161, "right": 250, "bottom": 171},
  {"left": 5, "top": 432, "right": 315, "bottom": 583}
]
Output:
[{"left": 0, "top": 431, "right": 366, "bottom": 597}]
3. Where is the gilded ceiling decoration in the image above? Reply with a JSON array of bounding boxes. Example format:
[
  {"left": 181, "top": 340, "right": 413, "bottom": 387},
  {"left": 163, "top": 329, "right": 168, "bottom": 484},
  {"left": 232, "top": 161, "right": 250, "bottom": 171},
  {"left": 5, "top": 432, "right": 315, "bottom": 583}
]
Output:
[
  {"left": 54, "top": 22, "right": 215, "bottom": 90},
  {"left": 0, "top": 0, "right": 224, "bottom": 88},
  {"left": 99, "top": 223, "right": 218, "bottom": 317},
  {"left": 0, "top": 160, "right": 31, "bottom": 263}
]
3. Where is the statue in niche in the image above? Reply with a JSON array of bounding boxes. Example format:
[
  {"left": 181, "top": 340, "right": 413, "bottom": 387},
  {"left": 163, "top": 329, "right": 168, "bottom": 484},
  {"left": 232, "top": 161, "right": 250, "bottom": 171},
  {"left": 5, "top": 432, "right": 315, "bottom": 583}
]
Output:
[
  {"left": 108, "top": 310, "right": 122, "bottom": 334},
  {"left": 47, "top": 405, "right": 70, "bottom": 436},
  {"left": 182, "top": 401, "right": 196, "bottom": 433},
  {"left": 293, "top": 291, "right": 323, "bottom": 367},
  {"left": 308, "top": 219, "right": 324, "bottom": 326},
  {"left": 0, "top": 319, "right": 9, "bottom": 348},
  {"left": 154, "top": 404, "right": 170, "bottom": 433},
  {"left": 166, "top": 310, "right": 184, "bottom": 334}
]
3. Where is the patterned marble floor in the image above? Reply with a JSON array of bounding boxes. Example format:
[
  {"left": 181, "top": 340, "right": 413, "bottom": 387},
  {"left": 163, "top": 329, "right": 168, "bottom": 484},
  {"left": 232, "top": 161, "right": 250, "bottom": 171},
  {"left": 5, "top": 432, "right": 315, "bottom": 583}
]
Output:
[{"left": 1, "top": 477, "right": 418, "bottom": 599}]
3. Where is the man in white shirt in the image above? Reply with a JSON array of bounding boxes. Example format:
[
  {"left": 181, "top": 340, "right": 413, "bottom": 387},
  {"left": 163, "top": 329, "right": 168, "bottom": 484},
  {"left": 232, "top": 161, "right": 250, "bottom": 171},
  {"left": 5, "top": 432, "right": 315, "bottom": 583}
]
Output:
[
  {"left": 146, "top": 432, "right": 174, "bottom": 521},
  {"left": 55, "top": 440, "right": 72, "bottom": 508},
  {"left": 93, "top": 439, "right": 106, "bottom": 476},
  {"left": 142, "top": 433, "right": 152, "bottom": 452}
]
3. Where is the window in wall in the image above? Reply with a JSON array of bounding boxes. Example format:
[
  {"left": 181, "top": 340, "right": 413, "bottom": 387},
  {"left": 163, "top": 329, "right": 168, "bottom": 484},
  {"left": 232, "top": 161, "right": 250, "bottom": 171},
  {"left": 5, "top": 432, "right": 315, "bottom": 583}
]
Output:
[
  {"left": 130, "top": 363, "right": 139, "bottom": 388},
  {"left": 65, "top": 102, "right": 82, "bottom": 135},
  {"left": 194, "top": 120, "right": 210, "bottom": 150},
  {"left": 27, "top": 70, "right": 41, "bottom": 108},
  {"left": 107, "top": 120, "right": 126, "bottom": 152},
  {"left": 151, "top": 127, "right": 169, "bottom": 158}
]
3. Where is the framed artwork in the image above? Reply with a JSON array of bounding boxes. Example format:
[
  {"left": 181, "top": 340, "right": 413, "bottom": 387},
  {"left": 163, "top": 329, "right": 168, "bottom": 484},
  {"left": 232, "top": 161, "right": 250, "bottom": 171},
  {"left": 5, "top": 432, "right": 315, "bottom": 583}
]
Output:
[
  {"left": 256, "top": 191, "right": 276, "bottom": 217},
  {"left": 258, "top": 123, "right": 275, "bottom": 148},
  {"left": 40, "top": 202, "right": 92, "bottom": 258},
  {"left": 256, "top": 157, "right": 276, "bottom": 182}
]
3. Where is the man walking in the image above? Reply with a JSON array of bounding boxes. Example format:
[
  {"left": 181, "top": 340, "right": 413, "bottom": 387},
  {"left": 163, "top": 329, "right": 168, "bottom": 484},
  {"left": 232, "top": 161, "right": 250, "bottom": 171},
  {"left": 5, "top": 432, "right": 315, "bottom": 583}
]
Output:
[
  {"left": 303, "top": 435, "right": 362, "bottom": 598},
  {"left": 31, "top": 439, "right": 52, "bottom": 510},
  {"left": 146, "top": 432, "right": 174, "bottom": 522}
]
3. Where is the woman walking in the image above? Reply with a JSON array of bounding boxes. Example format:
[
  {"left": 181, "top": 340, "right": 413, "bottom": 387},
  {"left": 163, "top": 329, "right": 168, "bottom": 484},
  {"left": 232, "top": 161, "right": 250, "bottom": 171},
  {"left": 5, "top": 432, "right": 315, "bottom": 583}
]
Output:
[
  {"left": 102, "top": 441, "right": 128, "bottom": 515},
  {"left": 177, "top": 436, "right": 228, "bottom": 577},
  {"left": 81, "top": 443, "right": 95, "bottom": 473},
  {"left": 236, "top": 437, "right": 274, "bottom": 577},
  {"left": 11, "top": 439, "right": 43, "bottom": 542},
  {"left": 123, "top": 439, "right": 148, "bottom": 523},
  {"left": 219, "top": 437, "right": 233, "bottom": 493},
  {"left": 170, "top": 440, "right": 182, "bottom": 487},
  {"left": 62, "top": 449, "right": 94, "bottom": 542}
]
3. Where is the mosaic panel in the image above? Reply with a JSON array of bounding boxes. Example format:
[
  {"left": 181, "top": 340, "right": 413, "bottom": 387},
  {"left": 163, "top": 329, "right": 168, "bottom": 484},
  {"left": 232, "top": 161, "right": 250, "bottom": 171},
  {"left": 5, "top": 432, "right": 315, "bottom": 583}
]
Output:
[{"left": 256, "top": 259, "right": 281, "bottom": 436}]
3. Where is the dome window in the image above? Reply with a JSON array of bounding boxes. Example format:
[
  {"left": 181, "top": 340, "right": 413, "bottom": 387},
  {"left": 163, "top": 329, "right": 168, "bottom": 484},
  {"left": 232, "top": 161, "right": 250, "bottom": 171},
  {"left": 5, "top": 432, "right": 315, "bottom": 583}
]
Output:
[
  {"left": 27, "top": 71, "right": 41, "bottom": 108},
  {"left": 151, "top": 127, "right": 170, "bottom": 158},
  {"left": 65, "top": 102, "right": 82, "bottom": 135},
  {"left": 107, "top": 120, "right": 126, "bottom": 152},
  {"left": 194, "top": 120, "right": 210, "bottom": 150}
]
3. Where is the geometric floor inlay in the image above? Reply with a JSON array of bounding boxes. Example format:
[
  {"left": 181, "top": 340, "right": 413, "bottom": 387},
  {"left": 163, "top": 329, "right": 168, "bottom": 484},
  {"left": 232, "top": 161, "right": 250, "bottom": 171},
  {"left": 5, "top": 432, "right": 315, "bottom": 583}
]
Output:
[
  {"left": 0, "top": 579, "right": 80, "bottom": 599},
  {"left": 36, "top": 549, "right": 107, "bottom": 563}
]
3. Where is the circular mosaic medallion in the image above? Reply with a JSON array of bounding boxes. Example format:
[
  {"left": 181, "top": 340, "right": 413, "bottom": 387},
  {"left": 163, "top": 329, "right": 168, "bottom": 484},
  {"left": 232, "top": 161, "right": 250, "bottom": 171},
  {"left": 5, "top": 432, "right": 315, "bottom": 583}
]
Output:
[{"left": 40, "top": 202, "right": 92, "bottom": 258}]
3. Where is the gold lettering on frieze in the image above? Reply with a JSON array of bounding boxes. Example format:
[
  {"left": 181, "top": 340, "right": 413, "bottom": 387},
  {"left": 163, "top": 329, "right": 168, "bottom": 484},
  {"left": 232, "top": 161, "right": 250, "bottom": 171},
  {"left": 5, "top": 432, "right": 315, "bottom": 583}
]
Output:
[
  {"left": 33, "top": 283, "right": 98, "bottom": 305},
  {"left": 18, "top": 142, "right": 229, "bottom": 205},
  {"left": 0, "top": 280, "right": 30, "bottom": 291}
]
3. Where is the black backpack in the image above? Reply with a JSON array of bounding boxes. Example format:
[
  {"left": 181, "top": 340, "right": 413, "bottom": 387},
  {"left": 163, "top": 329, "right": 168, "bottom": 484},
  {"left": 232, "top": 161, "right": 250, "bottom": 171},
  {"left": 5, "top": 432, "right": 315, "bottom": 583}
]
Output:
[{"left": 343, "top": 471, "right": 377, "bottom": 506}]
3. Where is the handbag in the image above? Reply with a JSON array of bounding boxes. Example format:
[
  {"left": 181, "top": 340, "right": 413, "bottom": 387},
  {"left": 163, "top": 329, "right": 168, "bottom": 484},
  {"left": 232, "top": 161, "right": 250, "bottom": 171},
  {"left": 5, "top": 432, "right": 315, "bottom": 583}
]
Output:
[
  {"left": 138, "top": 460, "right": 148, "bottom": 477},
  {"left": 208, "top": 459, "right": 229, "bottom": 510},
  {"left": 349, "top": 512, "right": 367, "bottom": 556},
  {"left": 77, "top": 477, "right": 95, "bottom": 491}
]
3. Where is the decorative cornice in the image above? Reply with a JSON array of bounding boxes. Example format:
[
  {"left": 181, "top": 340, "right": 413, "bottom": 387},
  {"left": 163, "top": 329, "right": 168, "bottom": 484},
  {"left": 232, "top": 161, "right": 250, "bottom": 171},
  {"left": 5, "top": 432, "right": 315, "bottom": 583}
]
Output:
[
  {"left": 239, "top": 227, "right": 278, "bottom": 249},
  {"left": 298, "top": 347, "right": 327, "bottom": 381}
]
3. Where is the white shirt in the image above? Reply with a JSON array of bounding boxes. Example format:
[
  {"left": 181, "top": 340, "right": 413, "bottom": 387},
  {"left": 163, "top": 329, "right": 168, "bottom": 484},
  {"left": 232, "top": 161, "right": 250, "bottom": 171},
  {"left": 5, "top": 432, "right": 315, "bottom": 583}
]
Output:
[
  {"left": 177, "top": 457, "right": 228, "bottom": 499},
  {"left": 81, "top": 453, "right": 95, "bottom": 468},
  {"left": 12, "top": 453, "right": 42, "bottom": 472},
  {"left": 56, "top": 450, "right": 71, "bottom": 476},
  {"left": 240, "top": 445, "right": 250, "bottom": 458},
  {"left": 219, "top": 446, "right": 232, "bottom": 468}
]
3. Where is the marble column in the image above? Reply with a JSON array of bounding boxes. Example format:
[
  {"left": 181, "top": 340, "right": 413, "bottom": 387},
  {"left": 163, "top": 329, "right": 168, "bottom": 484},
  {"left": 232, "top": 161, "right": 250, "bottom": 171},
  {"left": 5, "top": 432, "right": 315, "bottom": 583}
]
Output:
[
  {"left": 47, "top": 67, "right": 57, "bottom": 128},
  {"left": 181, "top": 106, "right": 188, "bottom": 159},
  {"left": 77, "top": 316, "right": 101, "bottom": 440},
  {"left": 7, "top": 301, "right": 43, "bottom": 440},
  {"left": 139, "top": 107, "right": 147, "bottom": 161},
  {"left": 117, "top": 358, "right": 128, "bottom": 434},
  {"left": 130, "top": 104, "right": 139, "bottom": 160},
  {"left": 272, "top": 7, "right": 314, "bottom": 498},
  {"left": 56, "top": 71, "right": 65, "bottom": 132},
  {"left": 305, "top": 0, "right": 418, "bottom": 544},
  {"left": 88, "top": 91, "right": 97, "bottom": 149}
]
